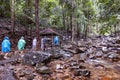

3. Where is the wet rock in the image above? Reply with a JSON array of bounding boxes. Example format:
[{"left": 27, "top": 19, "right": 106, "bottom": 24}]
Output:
[
  {"left": 70, "top": 65, "right": 86, "bottom": 71},
  {"left": 0, "top": 66, "right": 16, "bottom": 80},
  {"left": 60, "top": 50, "right": 73, "bottom": 58},
  {"left": 108, "top": 52, "right": 119, "bottom": 59},
  {"left": 51, "top": 53, "right": 63, "bottom": 59},
  {"left": 74, "top": 69, "right": 91, "bottom": 77},
  {"left": 102, "top": 47, "right": 108, "bottom": 52},
  {"left": 36, "top": 66, "right": 51, "bottom": 74},
  {"left": 75, "top": 48, "right": 84, "bottom": 53},
  {"left": 94, "top": 64, "right": 104, "bottom": 69},
  {"left": 14, "top": 66, "right": 35, "bottom": 80},
  {"left": 22, "top": 51, "right": 52, "bottom": 66},
  {"left": 103, "top": 54, "right": 109, "bottom": 58},
  {"left": 0, "top": 54, "right": 4, "bottom": 60},
  {"left": 116, "top": 40, "right": 120, "bottom": 44},
  {"left": 95, "top": 51, "right": 103, "bottom": 58},
  {"left": 70, "top": 65, "right": 80, "bottom": 71},
  {"left": 89, "top": 54, "right": 96, "bottom": 59},
  {"left": 48, "top": 49, "right": 63, "bottom": 59},
  {"left": 69, "top": 61, "right": 78, "bottom": 66},
  {"left": 80, "top": 53, "right": 87, "bottom": 60},
  {"left": 56, "top": 64, "right": 63, "bottom": 70}
]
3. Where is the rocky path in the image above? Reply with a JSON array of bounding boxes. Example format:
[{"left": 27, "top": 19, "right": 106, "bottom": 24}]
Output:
[{"left": 0, "top": 35, "right": 120, "bottom": 80}]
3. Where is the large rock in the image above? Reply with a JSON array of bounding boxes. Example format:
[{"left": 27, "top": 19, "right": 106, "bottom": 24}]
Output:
[
  {"left": 0, "top": 66, "right": 16, "bottom": 80},
  {"left": 22, "top": 51, "right": 52, "bottom": 66}
]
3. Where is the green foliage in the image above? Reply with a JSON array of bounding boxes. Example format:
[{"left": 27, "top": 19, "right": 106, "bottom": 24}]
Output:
[
  {"left": 0, "top": 0, "right": 10, "bottom": 17},
  {"left": 0, "top": 0, "right": 119, "bottom": 36}
]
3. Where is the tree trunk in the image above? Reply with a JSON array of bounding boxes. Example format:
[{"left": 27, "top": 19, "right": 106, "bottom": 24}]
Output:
[
  {"left": 62, "top": 5, "right": 65, "bottom": 29},
  {"left": 11, "top": 0, "right": 15, "bottom": 35},
  {"left": 85, "top": 25, "right": 88, "bottom": 39},
  {"left": 70, "top": 2, "right": 74, "bottom": 42},
  {"left": 35, "top": 0, "right": 40, "bottom": 49},
  {"left": 114, "top": 24, "right": 117, "bottom": 36},
  {"left": 66, "top": 15, "right": 69, "bottom": 36},
  {"left": 77, "top": 20, "right": 79, "bottom": 38}
]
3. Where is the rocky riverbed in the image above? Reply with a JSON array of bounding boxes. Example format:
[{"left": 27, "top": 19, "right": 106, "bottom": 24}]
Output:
[{"left": 0, "top": 35, "right": 120, "bottom": 80}]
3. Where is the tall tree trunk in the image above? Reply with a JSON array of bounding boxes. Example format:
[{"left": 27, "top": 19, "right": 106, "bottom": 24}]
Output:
[
  {"left": 70, "top": 2, "right": 74, "bottom": 42},
  {"left": 77, "top": 20, "right": 79, "bottom": 38},
  {"left": 85, "top": 25, "right": 88, "bottom": 39},
  {"left": 70, "top": 13, "right": 73, "bottom": 41},
  {"left": 11, "top": 0, "right": 15, "bottom": 35},
  {"left": 114, "top": 24, "right": 117, "bottom": 36},
  {"left": 66, "top": 15, "right": 69, "bottom": 36},
  {"left": 35, "top": 0, "right": 40, "bottom": 49},
  {"left": 62, "top": 5, "right": 65, "bottom": 30}
]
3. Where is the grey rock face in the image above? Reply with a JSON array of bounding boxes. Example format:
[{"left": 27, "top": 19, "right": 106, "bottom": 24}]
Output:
[{"left": 22, "top": 51, "right": 52, "bottom": 66}]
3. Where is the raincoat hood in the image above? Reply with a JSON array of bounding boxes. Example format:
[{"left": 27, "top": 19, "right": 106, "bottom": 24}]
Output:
[
  {"left": 4, "top": 36, "right": 9, "bottom": 40},
  {"left": 21, "top": 36, "right": 24, "bottom": 39}
]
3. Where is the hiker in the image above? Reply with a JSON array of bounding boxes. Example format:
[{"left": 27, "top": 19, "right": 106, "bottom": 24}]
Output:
[
  {"left": 17, "top": 36, "right": 26, "bottom": 51},
  {"left": 41, "top": 38, "right": 45, "bottom": 51},
  {"left": 54, "top": 36, "right": 59, "bottom": 45},
  {"left": 32, "top": 37, "right": 37, "bottom": 50},
  {"left": 1, "top": 36, "right": 11, "bottom": 53}
]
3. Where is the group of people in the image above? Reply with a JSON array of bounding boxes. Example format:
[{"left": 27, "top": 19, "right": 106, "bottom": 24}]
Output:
[
  {"left": 1, "top": 36, "right": 59, "bottom": 53},
  {"left": 1, "top": 36, "right": 26, "bottom": 53}
]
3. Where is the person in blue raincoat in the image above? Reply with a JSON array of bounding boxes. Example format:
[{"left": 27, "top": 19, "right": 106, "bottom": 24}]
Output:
[
  {"left": 1, "top": 36, "right": 11, "bottom": 53},
  {"left": 53, "top": 36, "right": 59, "bottom": 45},
  {"left": 17, "top": 36, "right": 26, "bottom": 51}
]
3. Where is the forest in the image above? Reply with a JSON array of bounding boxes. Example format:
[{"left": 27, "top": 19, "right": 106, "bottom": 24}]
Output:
[{"left": 0, "top": 0, "right": 120, "bottom": 80}]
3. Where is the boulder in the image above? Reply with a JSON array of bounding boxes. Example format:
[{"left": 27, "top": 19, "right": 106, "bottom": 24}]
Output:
[
  {"left": 22, "top": 51, "right": 52, "bottom": 66},
  {"left": 0, "top": 66, "right": 16, "bottom": 80}
]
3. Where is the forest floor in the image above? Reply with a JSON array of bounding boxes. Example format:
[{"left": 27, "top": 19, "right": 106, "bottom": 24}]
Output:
[{"left": 0, "top": 19, "right": 120, "bottom": 80}]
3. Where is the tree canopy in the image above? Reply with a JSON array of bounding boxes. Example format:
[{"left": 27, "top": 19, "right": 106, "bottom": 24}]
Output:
[{"left": 0, "top": 0, "right": 120, "bottom": 36}]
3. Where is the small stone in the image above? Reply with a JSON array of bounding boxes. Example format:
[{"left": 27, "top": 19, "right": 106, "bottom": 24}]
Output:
[
  {"left": 69, "top": 61, "right": 78, "bottom": 66},
  {"left": 74, "top": 69, "right": 91, "bottom": 77},
  {"left": 102, "top": 47, "right": 108, "bottom": 52},
  {"left": 33, "top": 56, "right": 37, "bottom": 59},
  {"left": 80, "top": 53, "right": 87, "bottom": 60},
  {"left": 36, "top": 66, "right": 51, "bottom": 74},
  {"left": 89, "top": 54, "right": 96, "bottom": 59},
  {"left": 56, "top": 64, "right": 63, "bottom": 70},
  {"left": 96, "top": 51, "right": 103, "bottom": 57},
  {"left": 108, "top": 52, "right": 118, "bottom": 59}
]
